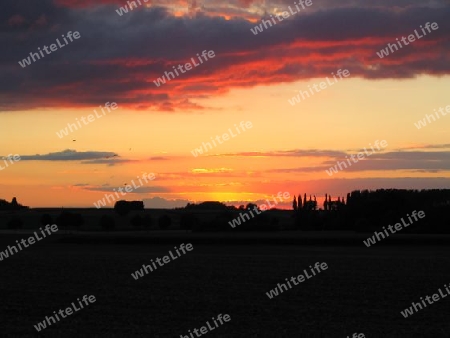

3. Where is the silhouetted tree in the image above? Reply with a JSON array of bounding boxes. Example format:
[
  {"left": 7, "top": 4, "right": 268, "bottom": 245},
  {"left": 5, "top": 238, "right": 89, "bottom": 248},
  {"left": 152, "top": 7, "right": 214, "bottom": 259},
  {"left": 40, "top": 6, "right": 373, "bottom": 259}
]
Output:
[
  {"left": 246, "top": 203, "right": 257, "bottom": 211},
  {"left": 114, "top": 202, "right": 131, "bottom": 216},
  {"left": 7, "top": 217, "right": 23, "bottom": 229},
  {"left": 99, "top": 215, "right": 115, "bottom": 231},
  {"left": 293, "top": 196, "right": 297, "bottom": 211},
  {"left": 114, "top": 200, "right": 144, "bottom": 216},
  {"left": 214, "top": 210, "right": 235, "bottom": 232},
  {"left": 40, "top": 214, "right": 53, "bottom": 227},
  {"left": 185, "top": 201, "right": 228, "bottom": 210},
  {"left": 142, "top": 215, "right": 153, "bottom": 229},
  {"left": 56, "top": 211, "right": 84, "bottom": 228},
  {"left": 180, "top": 213, "right": 196, "bottom": 231},
  {"left": 291, "top": 188, "right": 450, "bottom": 232},
  {"left": 158, "top": 215, "right": 171, "bottom": 229},
  {"left": 130, "top": 214, "right": 142, "bottom": 227},
  {"left": 0, "top": 197, "right": 28, "bottom": 211}
]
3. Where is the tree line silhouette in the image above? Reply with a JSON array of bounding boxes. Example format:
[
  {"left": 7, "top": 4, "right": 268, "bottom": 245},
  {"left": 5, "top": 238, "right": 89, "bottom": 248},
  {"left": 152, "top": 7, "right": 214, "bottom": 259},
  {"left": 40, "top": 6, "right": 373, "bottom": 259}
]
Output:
[
  {"left": 0, "top": 197, "right": 28, "bottom": 211},
  {"left": 293, "top": 189, "right": 450, "bottom": 233},
  {"left": 1, "top": 190, "right": 449, "bottom": 233}
]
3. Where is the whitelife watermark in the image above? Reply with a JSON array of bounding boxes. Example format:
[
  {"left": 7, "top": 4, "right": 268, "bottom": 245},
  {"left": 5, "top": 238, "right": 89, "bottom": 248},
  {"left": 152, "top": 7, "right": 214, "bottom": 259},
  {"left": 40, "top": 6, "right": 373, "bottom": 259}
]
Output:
[
  {"left": 18, "top": 31, "right": 81, "bottom": 68},
  {"left": 34, "top": 295, "right": 96, "bottom": 332},
  {"left": 0, "top": 154, "right": 20, "bottom": 171},
  {"left": 288, "top": 69, "right": 350, "bottom": 106},
  {"left": 400, "top": 283, "right": 450, "bottom": 318},
  {"left": 228, "top": 191, "right": 291, "bottom": 228},
  {"left": 180, "top": 314, "right": 231, "bottom": 338},
  {"left": 266, "top": 262, "right": 328, "bottom": 299},
  {"left": 414, "top": 104, "right": 449, "bottom": 129},
  {"left": 191, "top": 121, "right": 253, "bottom": 157},
  {"left": 153, "top": 50, "right": 215, "bottom": 87},
  {"left": 93, "top": 172, "right": 155, "bottom": 208},
  {"left": 363, "top": 210, "right": 425, "bottom": 247},
  {"left": 0, "top": 225, "right": 59, "bottom": 261},
  {"left": 56, "top": 102, "right": 119, "bottom": 138},
  {"left": 131, "top": 243, "right": 193, "bottom": 280},
  {"left": 347, "top": 334, "right": 365, "bottom": 338},
  {"left": 377, "top": 22, "right": 439, "bottom": 59},
  {"left": 250, "top": 0, "right": 313, "bottom": 35},
  {"left": 325, "top": 140, "right": 388, "bottom": 176},
  {"left": 116, "top": 0, "right": 149, "bottom": 16}
]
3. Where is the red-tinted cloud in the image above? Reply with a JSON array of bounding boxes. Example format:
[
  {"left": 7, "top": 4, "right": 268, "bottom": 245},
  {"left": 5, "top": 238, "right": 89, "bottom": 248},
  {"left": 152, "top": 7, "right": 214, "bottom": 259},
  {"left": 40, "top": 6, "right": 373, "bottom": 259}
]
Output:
[{"left": 0, "top": 1, "right": 449, "bottom": 111}]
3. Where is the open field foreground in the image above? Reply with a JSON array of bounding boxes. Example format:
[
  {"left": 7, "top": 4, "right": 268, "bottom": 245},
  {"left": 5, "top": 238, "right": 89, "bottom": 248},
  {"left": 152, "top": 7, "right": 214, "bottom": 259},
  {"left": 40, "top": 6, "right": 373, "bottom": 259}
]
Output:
[{"left": 0, "top": 232, "right": 449, "bottom": 337}]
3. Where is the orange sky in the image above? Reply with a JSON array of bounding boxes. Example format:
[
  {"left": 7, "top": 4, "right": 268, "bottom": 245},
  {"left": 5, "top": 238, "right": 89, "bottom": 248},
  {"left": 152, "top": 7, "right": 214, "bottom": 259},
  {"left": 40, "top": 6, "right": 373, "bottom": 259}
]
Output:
[{"left": 1, "top": 0, "right": 450, "bottom": 208}]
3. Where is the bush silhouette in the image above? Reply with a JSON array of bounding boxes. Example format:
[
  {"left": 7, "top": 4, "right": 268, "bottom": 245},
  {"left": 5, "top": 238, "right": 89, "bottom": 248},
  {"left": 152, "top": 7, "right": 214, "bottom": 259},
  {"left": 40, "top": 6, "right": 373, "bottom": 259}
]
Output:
[
  {"left": 99, "top": 215, "right": 115, "bottom": 231},
  {"left": 180, "top": 213, "right": 196, "bottom": 231},
  {"left": 0, "top": 197, "right": 28, "bottom": 211},
  {"left": 130, "top": 214, "right": 143, "bottom": 227},
  {"left": 40, "top": 214, "right": 53, "bottom": 227},
  {"left": 7, "top": 217, "right": 23, "bottom": 229},
  {"left": 114, "top": 201, "right": 131, "bottom": 216},
  {"left": 114, "top": 200, "right": 144, "bottom": 216},
  {"left": 142, "top": 215, "right": 153, "bottom": 229},
  {"left": 158, "top": 215, "right": 171, "bottom": 229},
  {"left": 56, "top": 211, "right": 84, "bottom": 228}
]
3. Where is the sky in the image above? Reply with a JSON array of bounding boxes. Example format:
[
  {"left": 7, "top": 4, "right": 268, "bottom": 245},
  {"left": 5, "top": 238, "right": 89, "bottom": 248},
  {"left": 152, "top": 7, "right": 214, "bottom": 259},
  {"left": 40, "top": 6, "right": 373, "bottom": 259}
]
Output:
[{"left": 1, "top": 0, "right": 450, "bottom": 208}]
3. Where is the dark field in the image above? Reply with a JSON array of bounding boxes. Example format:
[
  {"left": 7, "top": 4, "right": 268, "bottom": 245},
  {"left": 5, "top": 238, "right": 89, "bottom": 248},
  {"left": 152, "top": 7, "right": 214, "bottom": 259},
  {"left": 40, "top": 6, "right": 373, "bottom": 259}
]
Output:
[{"left": 1, "top": 232, "right": 450, "bottom": 337}]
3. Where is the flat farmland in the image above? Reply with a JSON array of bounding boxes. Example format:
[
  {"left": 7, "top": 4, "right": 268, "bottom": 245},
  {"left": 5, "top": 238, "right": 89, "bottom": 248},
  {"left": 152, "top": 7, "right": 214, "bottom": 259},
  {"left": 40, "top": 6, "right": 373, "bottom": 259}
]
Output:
[{"left": 0, "top": 233, "right": 449, "bottom": 337}]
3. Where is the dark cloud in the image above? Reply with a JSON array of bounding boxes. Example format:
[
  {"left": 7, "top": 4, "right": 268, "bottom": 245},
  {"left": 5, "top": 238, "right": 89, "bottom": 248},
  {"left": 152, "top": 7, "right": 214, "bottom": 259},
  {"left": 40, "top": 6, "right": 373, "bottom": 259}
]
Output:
[
  {"left": 16, "top": 145, "right": 450, "bottom": 174},
  {"left": 84, "top": 185, "right": 170, "bottom": 193},
  {"left": 269, "top": 150, "right": 450, "bottom": 173},
  {"left": 216, "top": 149, "right": 348, "bottom": 158},
  {"left": 1, "top": 0, "right": 449, "bottom": 111},
  {"left": 81, "top": 158, "right": 137, "bottom": 166},
  {"left": 143, "top": 196, "right": 191, "bottom": 208},
  {"left": 401, "top": 143, "right": 450, "bottom": 149},
  {"left": 149, "top": 156, "right": 170, "bottom": 160},
  {"left": 15, "top": 149, "right": 117, "bottom": 161}
]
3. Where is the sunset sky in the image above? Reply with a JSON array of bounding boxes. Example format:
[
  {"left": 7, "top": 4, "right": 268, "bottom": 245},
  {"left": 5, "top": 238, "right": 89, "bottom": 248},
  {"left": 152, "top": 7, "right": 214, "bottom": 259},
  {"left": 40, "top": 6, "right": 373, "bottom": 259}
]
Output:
[{"left": 1, "top": 0, "right": 450, "bottom": 208}]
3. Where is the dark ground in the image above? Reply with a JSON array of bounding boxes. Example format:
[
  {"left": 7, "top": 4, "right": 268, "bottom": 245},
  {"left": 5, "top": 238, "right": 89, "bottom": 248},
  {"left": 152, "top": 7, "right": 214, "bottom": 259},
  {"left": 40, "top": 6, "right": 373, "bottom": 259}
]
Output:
[{"left": 1, "top": 232, "right": 449, "bottom": 337}]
